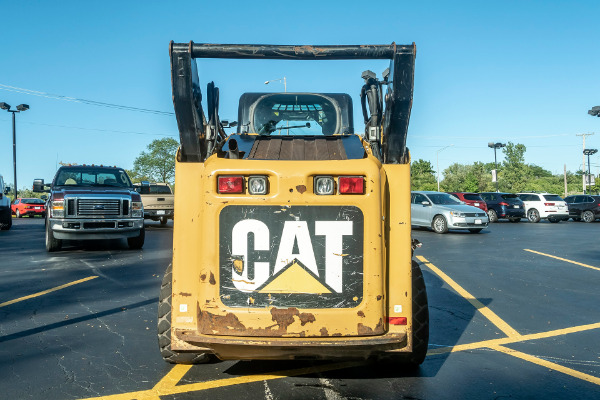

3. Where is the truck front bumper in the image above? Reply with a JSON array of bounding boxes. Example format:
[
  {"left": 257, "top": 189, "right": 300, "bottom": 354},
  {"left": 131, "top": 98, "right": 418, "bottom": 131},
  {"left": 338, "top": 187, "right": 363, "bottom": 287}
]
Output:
[{"left": 49, "top": 218, "right": 144, "bottom": 240}]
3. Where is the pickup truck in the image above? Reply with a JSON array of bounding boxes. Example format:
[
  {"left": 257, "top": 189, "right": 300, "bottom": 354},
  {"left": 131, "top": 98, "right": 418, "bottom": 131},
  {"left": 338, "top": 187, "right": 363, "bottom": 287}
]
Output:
[
  {"left": 34, "top": 165, "right": 145, "bottom": 251},
  {"left": 133, "top": 182, "right": 174, "bottom": 225}
]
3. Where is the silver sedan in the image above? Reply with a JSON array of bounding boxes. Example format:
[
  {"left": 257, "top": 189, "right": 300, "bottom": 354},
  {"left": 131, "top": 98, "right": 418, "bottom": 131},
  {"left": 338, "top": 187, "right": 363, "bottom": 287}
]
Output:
[{"left": 411, "top": 191, "right": 489, "bottom": 234}]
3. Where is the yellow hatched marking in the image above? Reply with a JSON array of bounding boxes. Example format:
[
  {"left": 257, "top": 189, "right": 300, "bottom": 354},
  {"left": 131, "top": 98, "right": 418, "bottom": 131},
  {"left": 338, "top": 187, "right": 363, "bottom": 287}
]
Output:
[
  {"left": 491, "top": 345, "right": 600, "bottom": 386},
  {"left": 524, "top": 249, "right": 600, "bottom": 272},
  {"left": 416, "top": 256, "right": 520, "bottom": 338},
  {"left": 427, "top": 321, "right": 600, "bottom": 355},
  {"left": 0, "top": 276, "right": 98, "bottom": 308},
  {"left": 78, "top": 361, "right": 363, "bottom": 399}
]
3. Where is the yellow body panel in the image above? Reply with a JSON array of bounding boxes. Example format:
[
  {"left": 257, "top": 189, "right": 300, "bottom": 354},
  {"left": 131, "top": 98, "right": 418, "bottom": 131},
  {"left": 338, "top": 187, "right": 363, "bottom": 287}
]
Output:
[{"left": 170, "top": 142, "right": 414, "bottom": 359}]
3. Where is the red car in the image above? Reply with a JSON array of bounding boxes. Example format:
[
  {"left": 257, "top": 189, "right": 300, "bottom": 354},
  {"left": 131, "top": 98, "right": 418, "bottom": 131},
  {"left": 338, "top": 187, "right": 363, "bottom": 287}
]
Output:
[
  {"left": 11, "top": 198, "right": 46, "bottom": 218},
  {"left": 448, "top": 192, "right": 488, "bottom": 212}
]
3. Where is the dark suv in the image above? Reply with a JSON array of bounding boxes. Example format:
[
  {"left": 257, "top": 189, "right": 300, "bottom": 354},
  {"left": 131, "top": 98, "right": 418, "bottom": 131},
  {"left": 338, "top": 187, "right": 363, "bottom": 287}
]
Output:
[
  {"left": 479, "top": 192, "right": 525, "bottom": 222},
  {"left": 563, "top": 195, "right": 600, "bottom": 222}
]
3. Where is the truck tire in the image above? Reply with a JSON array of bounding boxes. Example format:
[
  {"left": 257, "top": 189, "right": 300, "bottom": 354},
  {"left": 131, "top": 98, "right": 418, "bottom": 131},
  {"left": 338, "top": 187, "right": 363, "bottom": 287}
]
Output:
[
  {"left": 0, "top": 208, "right": 12, "bottom": 230},
  {"left": 127, "top": 227, "right": 145, "bottom": 249},
  {"left": 45, "top": 219, "right": 62, "bottom": 252},
  {"left": 378, "top": 261, "right": 429, "bottom": 367},
  {"left": 158, "top": 263, "right": 210, "bottom": 364}
]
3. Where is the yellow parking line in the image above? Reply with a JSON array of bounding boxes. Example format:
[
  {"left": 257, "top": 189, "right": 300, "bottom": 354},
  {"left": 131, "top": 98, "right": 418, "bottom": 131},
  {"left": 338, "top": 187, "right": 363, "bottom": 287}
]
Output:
[
  {"left": 524, "top": 249, "right": 600, "bottom": 272},
  {"left": 490, "top": 345, "right": 600, "bottom": 386},
  {"left": 0, "top": 276, "right": 98, "bottom": 308},
  {"left": 78, "top": 361, "right": 364, "bottom": 399},
  {"left": 428, "top": 321, "right": 600, "bottom": 355},
  {"left": 416, "top": 256, "right": 520, "bottom": 338}
]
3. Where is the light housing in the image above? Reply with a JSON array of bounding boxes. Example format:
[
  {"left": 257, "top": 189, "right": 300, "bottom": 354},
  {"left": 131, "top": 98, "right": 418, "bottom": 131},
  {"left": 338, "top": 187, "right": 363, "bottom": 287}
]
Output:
[
  {"left": 132, "top": 201, "right": 143, "bottom": 217},
  {"left": 314, "top": 176, "right": 334, "bottom": 195},
  {"left": 218, "top": 176, "right": 244, "bottom": 194},
  {"left": 338, "top": 176, "right": 364, "bottom": 194},
  {"left": 51, "top": 200, "right": 64, "bottom": 218},
  {"left": 248, "top": 176, "right": 267, "bottom": 195}
]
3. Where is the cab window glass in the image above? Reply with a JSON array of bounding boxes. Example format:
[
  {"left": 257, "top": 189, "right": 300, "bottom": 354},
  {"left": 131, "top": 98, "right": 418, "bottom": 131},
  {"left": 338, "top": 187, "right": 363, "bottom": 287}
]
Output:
[{"left": 252, "top": 94, "right": 338, "bottom": 136}]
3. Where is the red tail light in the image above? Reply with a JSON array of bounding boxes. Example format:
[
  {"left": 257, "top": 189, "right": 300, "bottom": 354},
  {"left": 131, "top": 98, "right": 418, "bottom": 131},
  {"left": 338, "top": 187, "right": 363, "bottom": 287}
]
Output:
[
  {"left": 499, "top": 202, "right": 509, "bottom": 206},
  {"left": 338, "top": 176, "right": 364, "bottom": 194},
  {"left": 388, "top": 317, "right": 407, "bottom": 325},
  {"left": 544, "top": 202, "right": 555, "bottom": 206},
  {"left": 218, "top": 176, "right": 244, "bottom": 194}
]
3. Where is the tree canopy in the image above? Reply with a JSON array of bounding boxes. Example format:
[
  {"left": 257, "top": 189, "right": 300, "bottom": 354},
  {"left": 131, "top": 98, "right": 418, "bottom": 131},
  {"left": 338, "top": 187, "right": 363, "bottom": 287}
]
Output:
[{"left": 132, "top": 138, "right": 179, "bottom": 184}]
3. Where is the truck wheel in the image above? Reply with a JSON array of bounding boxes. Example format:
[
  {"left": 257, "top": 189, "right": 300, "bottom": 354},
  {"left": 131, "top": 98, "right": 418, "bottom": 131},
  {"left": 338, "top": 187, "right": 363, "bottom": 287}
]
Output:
[
  {"left": 45, "top": 220, "right": 62, "bottom": 252},
  {"left": 378, "top": 261, "right": 429, "bottom": 368},
  {"left": 432, "top": 215, "right": 448, "bottom": 234},
  {"left": 158, "top": 263, "right": 210, "bottom": 364},
  {"left": 160, "top": 216, "right": 168, "bottom": 225},
  {"left": 487, "top": 209, "right": 498, "bottom": 223},
  {"left": 0, "top": 208, "right": 12, "bottom": 230},
  {"left": 127, "top": 227, "right": 145, "bottom": 249}
]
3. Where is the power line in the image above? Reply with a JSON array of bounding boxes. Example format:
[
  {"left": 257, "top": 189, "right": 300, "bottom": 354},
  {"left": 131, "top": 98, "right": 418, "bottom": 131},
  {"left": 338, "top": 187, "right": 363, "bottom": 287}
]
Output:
[
  {"left": 0, "top": 83, "right": 174, "bottom": 116},
  {"left": 0, "top": 116, "right": 177, "bottom": 137}
]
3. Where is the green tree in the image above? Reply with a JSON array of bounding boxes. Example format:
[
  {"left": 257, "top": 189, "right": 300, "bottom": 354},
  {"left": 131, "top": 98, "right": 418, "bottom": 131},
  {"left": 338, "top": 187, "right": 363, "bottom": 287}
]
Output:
[
  {"left": 133, "top": 138, "right": 179, "bottom": 184},
  {"left": 500, "top": 142, "right": 528, "bottom": 192},
  {"left": 440, "top": 162, "right": 494, "bottom": 192},
  {"left": 411, "top": 159, "right": 437, "bottom": 191}
]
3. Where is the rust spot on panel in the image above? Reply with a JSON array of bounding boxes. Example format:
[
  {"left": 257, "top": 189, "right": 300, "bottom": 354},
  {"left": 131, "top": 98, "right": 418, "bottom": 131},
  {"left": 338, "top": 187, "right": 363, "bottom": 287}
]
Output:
[
  {"left": 200, "top": 273, "right": 207, "bottom": 281},
  {"left": 270, "top": 307, "right": 299, "bottom": 330},
  {"left": 209, "top": 272, "right": 216, "bottom": 285},
  {"left": 357, "top": 318, "right": 384, "bottom": 335},
  {"left": 298, "top": 312, "right": 315, "bottom": 326},
  {"left": 332, "top": 333, "right": 342, "bottom": 337},
  {"left": 320, "top": 327, "right": 329, "bottom": 336},
  {"left": 295, "top": 185, "right": 307, "bottom": 194},
  {"left": 178, "top": 292, "right": 191, "bottom": 297},
  {"left": 357, "top": 311, "right": 365, "bottom": 318},
  {"left": 198, "top": 309, "right": 246, "bottom": 334},
  {"left": 376, "top": 295, "right": 383, "bottom": 301},
  {"left": 232, "top": 257, "right": 244, "bottom": 274}
]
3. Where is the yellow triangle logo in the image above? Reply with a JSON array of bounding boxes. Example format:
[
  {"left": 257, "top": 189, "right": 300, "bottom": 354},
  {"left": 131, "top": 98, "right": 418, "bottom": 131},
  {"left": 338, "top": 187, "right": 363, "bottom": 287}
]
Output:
[{"left": 258, "top": 261, "right": 332, "bottom": 294}]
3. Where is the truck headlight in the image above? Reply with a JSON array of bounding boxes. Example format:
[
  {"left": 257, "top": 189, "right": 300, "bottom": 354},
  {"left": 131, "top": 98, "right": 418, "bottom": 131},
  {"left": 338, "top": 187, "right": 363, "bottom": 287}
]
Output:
[
  {"left": 51, "top": 200, "right": 64, "bottom": 218},
  {"left": 132, "top": 201, "right": 143, "bottom": 217}
]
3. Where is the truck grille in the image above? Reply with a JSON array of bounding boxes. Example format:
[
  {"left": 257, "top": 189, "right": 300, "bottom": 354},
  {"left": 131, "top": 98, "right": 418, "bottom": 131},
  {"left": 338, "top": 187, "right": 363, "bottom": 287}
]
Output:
[{"left": 77, "top": 199, "right": 121, "bottom": 217}]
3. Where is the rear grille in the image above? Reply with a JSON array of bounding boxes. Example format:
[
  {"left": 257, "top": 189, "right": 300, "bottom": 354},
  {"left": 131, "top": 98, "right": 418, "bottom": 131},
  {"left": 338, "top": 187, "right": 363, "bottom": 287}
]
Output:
[{"left": 77, "top": 199, "right": 121, "bottom": 217}]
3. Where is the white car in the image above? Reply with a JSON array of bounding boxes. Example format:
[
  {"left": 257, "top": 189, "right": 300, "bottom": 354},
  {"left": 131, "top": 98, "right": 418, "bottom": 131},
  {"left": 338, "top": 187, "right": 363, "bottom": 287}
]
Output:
[{"left": 517, "top": 193, "right": 569, "bottom": 223}]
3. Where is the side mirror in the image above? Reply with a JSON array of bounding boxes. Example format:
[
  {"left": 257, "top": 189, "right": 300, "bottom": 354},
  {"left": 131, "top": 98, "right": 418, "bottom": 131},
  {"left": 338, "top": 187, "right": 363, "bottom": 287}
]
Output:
[
  {"left": 33, "top": 179, "right": 47, "bottom": 193},
  {"left": 41, "top": 195, "right": 48, "bottom": 201},
  {"left": 421, "top": 201, "right": 431, "bottom": 206},
  {"left": 3, "top": 186, "right": 10, "bottom": 195},
  {"left": 140, "top": 181, "right": 150, "bottom": 194}
]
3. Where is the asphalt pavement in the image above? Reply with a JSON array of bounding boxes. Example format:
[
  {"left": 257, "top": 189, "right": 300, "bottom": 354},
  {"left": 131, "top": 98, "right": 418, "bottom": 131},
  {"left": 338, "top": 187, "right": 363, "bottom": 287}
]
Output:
[{"left": 0, "top": 217, "right": 599, "bottom": 399}]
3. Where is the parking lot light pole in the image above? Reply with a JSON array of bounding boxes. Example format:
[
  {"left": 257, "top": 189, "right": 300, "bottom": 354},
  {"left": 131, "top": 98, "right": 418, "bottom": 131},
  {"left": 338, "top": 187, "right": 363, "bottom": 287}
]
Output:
[
  {"left": 0, "top": 102, "right": 30, "bottom": 200},
  {"left": 264, "top": 77, "right": 287, "bottom": 92},
  {"left": 583, "top": 148, "right": 598, "bottom": 194},
  {"left": 488, "top": 142, "right": 506, "bottom": 192},
  {"left": 436, "top": 144, "right": 453, "bottom": 191}
]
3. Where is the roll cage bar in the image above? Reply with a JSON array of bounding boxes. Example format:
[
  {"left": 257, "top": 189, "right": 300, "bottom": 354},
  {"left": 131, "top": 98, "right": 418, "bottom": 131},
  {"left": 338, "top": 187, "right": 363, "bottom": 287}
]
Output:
[{"left": 170, "top": 41, "right": 416, "bottom": 164}]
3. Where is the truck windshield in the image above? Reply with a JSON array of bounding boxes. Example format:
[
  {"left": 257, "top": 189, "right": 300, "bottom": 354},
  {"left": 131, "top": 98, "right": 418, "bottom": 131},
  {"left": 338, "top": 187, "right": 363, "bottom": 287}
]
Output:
[
  {"left": 252, "top": 94, "right": 338, "bottom": 136},
  {"left": 54, "top": 168, "right": 132, "bottom": 188}
]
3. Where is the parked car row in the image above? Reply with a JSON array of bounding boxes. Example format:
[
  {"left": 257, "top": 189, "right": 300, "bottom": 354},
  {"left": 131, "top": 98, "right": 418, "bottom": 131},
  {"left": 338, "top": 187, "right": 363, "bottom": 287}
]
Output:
[{"left": 412, "top": 190, "right": 600, "bottom": 234}]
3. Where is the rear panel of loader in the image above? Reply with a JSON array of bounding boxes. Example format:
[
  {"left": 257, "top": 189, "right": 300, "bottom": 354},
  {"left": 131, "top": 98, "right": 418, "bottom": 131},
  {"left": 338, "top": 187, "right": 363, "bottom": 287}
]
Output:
[{"left": 169, "top": 148, "right": 415, "bottom": 359}]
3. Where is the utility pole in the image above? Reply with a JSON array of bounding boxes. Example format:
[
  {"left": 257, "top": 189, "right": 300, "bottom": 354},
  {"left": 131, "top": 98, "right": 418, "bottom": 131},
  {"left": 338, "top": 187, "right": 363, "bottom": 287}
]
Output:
[{"left": 576, "top": 133, "right": 594, "bottom": 193}]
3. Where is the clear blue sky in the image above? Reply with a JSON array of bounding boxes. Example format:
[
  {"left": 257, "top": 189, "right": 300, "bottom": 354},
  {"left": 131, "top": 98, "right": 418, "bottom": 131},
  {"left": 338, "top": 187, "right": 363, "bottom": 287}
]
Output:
[{"left": 1, "top": 1, "right": 599, "bottom": 190}]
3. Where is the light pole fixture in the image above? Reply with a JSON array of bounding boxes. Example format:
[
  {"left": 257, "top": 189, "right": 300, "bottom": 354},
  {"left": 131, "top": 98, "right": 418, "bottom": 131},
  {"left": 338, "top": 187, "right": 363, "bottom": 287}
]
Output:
[
  {"left": 436, "top": 144, "right": 453, "bottom": 191},
  {"left": 583, "top": 148, "right": 598, "bottom": 193},
  {"left": 488, "top": 142, "right": 506, "bottom": 192},
  {"left": 264, "top": 77, "right": 287, "bottom": 92},
  {"left": 1, "top": 102, "right": 30, "bottom": 200},
  {"left": 588, "top": 106, "right": 600, "bottom": 117}
]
